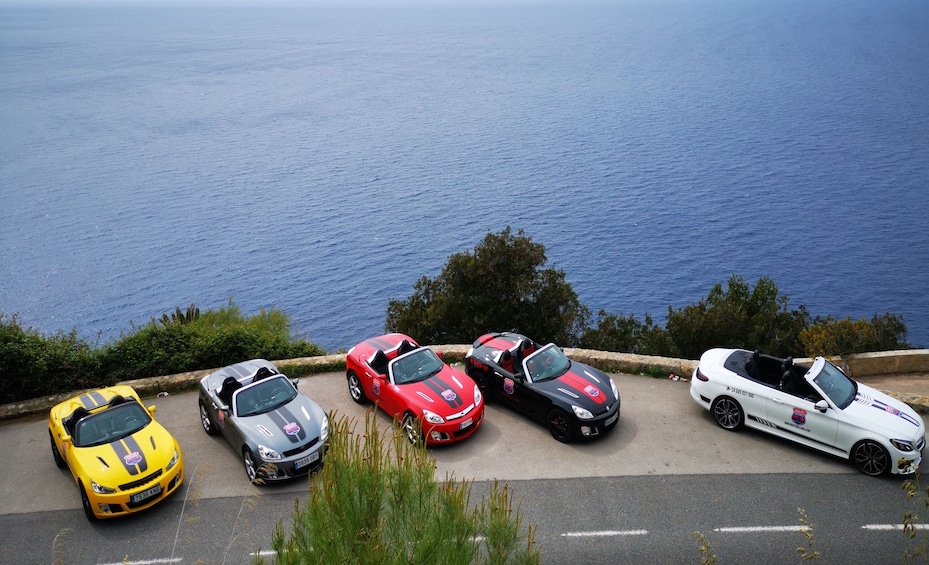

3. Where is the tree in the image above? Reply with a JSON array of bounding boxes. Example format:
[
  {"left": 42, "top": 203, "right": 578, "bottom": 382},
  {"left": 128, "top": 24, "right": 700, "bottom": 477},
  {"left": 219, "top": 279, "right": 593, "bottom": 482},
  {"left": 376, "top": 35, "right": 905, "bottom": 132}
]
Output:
[
  {"left": 664, "top": 275, "right": 810, "bottom": 359},
  {"left": 386, "top": 228, "right": 588, "bottom": 345}
]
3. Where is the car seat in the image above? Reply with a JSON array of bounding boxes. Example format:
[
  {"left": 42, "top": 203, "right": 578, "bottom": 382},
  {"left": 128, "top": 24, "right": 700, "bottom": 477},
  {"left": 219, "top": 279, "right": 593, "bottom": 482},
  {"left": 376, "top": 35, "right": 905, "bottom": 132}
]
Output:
[{"left": 218, "top": 376, "right": 242, "bottom": 406}]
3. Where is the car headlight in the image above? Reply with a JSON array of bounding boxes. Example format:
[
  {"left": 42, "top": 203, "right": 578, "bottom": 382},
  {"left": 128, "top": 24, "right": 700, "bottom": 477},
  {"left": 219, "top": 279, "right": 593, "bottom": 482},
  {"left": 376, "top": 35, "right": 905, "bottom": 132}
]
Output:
[
  {"left": 257, "top": 444, "right": 282, "bottom": 461},
  {"left": 423, "top": 409, "right": 445, "bottom": 424},
  {"left": 91, "top": 480, "right": 116, "bottom": 495},
  {"left": 320, "top": 415, "right": 329, "bottom": 443},
  {"left": 473, "top": 384, "right": 483, "bottom": 406},
  {"left": 165, "top": 448, "right": 179, "bottom": 471},
  {"left": 610, "top": 378, "right": 619, "bottom": 399},
  {"left": 891, "top": 439, "right": 916, "bottom": 452},
  {"left": 572, "top": 405, "right": 594, "bottom": 420}
]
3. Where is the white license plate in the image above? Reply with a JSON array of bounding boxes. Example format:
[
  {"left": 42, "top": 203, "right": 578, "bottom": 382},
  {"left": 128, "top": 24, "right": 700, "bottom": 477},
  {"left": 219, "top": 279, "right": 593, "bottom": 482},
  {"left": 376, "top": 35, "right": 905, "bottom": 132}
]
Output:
[
  {"left": 131, "top": 484, "right": 161, "bottom": 504},
  {"left": 459, "top": 418, "right": 473, "bottom": 430},
  {"left": 295, "top": 451, "right": 320, "bottom": 469},
  {"left": 605, "top": 412, "right": 619, "bottom": 426}
]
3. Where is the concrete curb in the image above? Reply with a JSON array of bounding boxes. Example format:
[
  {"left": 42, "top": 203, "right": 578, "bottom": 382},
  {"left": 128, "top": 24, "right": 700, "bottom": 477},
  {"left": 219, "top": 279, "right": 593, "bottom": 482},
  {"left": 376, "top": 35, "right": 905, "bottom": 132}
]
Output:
[{"left": 3, "top": 347, "right": 929, "bottom": 421}]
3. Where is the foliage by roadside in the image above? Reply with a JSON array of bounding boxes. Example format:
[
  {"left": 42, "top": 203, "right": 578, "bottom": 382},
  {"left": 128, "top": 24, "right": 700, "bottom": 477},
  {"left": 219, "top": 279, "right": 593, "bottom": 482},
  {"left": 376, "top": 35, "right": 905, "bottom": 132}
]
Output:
[
  {"left": 261, "top": 410, "right": 540, "bottom": 565},
  {"left": 0, "top": 301, "right": 324, "bottom": 404},
  {"left": 386, "top": 227, "right": 589, "bottom": 346}
]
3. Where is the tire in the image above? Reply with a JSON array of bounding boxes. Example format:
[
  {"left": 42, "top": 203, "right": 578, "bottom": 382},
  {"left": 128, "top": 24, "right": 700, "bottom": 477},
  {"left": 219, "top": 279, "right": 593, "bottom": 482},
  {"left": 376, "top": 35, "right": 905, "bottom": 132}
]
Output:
[
  {"left": 347, "top": 371, "right": 368, "bottom": 405},
  {"left": 547, "top": 408, "right": 575, "bottom": 443},
  {"left": 79, "top": 483, "right": 97, "bottom": 522},
  {"left": 852, "top": 440, "right": 891, "bottom": 477},
  {"left": 199, "top": 400, "right": 218, "bottom": 436},
  {"left": 243, "top": 448, "right": 259, "bottom": 484},
  {"left": 401, "top": 412, "right": 423, "bottom": 445},
  {"left": 711, "top": 396, "right": 744, "bottom": 431},
  {"left": 49, "top": 430, "right": 66, "bottom": 469},
  {"left": 471, "top": 371, "right": 490, "bottom": 402}
]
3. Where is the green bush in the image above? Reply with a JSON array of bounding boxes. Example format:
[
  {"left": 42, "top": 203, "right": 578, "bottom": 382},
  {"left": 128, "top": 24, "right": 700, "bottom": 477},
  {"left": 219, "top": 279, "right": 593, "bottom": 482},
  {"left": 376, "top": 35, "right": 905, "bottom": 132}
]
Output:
[
  {"left": 0, "top": 314, "right": 99, "bottom": 403},
  {"left": 0, "top": 302, "right": 325, "bottom": 404},
  {"left": 799, "top": 314, "right": 910, "bottom": 357},
  {"left": 664, "top": 275, "right": 811, "bottom": 359},
  {"left": 262, "top": 411, "right": 540, "bottom": 565},
  {"left": 386, "top": 227, "right": 589, "bottom": 346}
]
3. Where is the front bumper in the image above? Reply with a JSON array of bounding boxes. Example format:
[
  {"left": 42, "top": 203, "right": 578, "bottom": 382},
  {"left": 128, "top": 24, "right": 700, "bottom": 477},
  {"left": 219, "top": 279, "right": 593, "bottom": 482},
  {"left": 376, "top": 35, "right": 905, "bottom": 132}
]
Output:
[
  {"left": 86, "top": 455, "right": 184, "bottom": 519},
  {"left": 889, "top": 436, "right": 925, "bottom": 475},
  {"left": 423, "top": 406, "right": 485, "bottom": 445},
  {"left": 255, "top": 440, "right": 328, "bottom": 481},
  {"left": 577, "top": 401, "right": 621, "bottom": 439}
]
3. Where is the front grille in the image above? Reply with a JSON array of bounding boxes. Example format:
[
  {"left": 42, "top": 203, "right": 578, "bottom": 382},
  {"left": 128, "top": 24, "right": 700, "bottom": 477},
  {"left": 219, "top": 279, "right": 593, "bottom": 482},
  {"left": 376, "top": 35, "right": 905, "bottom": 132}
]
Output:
[
  {"left": 284, "top": 437, "right": 319, "bottom": 458},
  {"left": 120, "top": 469, "right": 162, "bottom": 491}
]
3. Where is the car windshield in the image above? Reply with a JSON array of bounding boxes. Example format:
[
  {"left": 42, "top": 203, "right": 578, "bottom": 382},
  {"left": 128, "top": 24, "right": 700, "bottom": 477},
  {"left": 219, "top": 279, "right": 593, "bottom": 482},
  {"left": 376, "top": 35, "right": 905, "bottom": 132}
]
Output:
[
  {"left": 812, "top": 360, "right": 858, "bottom": 409},
  {"left": 524, "top": 345, "right": 571, "bottom": 382},
  {"left": 234, "top": 375, "right": 298, "bottom": 417},
  {"left": 74, "top": 402, "right": 151, "bottom": 447},
  {"left": 390, "top": 348, "right": 444, "bottom": 385}
]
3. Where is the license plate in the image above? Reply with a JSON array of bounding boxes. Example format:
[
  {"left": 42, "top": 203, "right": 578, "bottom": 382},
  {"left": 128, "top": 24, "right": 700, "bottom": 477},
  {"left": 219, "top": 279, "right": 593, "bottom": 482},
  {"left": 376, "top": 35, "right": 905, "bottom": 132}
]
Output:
[
  {"left": 131, "top": 484, "right": 161, "bottom": 504},
  {"left": 459, "top": 418, "right": 473, "bottom": 430},
  {"left": 605, "top": 412, "right": 619, "bottom": 426},
  {"left": 295, "top": 451, "right": 320, "bottom": 469}
]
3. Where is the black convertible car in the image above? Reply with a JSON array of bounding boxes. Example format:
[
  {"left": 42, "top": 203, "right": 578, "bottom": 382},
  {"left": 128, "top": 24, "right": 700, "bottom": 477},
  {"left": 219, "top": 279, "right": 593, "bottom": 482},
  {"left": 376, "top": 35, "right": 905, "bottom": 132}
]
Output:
[{"left": 464, "top": 332, "right": 620, "bottom": 442}]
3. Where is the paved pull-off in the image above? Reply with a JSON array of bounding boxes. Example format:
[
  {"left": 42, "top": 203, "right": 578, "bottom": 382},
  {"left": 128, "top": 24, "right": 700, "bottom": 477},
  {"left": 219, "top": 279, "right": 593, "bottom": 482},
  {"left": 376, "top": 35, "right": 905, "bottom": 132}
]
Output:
[{"left": 2, "top": 371, "right": 887, "bottom": 516}]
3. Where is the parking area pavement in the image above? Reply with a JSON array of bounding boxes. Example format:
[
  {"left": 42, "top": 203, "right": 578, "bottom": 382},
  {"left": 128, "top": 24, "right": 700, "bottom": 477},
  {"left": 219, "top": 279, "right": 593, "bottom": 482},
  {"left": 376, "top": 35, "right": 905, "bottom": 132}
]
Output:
[{"left": 1, "top": 371, "right": 868, "bottom": 517}]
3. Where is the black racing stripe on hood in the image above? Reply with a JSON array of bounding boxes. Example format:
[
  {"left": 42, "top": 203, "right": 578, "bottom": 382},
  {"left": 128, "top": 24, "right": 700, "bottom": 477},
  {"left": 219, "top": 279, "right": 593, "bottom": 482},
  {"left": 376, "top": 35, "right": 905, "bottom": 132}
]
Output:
[
  {"left": 111, "top": 436, "right": 147, "bottom": 475},
  {"left": 80, "top": 391, "right": 107, "bottom": 409},
  {"left": 423, "top": 376, "right": 464, "bottom": 408},
  {"left": 268, "top": 407, "right": 306, "bottom": 443}
]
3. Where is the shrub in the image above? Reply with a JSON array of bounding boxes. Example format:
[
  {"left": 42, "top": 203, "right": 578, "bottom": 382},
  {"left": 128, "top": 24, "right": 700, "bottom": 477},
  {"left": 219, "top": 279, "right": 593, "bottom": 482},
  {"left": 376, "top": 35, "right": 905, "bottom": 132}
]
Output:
[
  {"left": 386, "top": 227, "right": 588, "bottom": 345},
  {"left": 579, "top": 310, "right": 676, "bottom": 356},
  {"left": 664, "top": 275, "right": 811, "bottom": 359},
  {"left": 262, "top": 411, "right": 541, "bottom": 565},
  {"left": 799, "top": 314, "right": 910, "bottom": 357}
]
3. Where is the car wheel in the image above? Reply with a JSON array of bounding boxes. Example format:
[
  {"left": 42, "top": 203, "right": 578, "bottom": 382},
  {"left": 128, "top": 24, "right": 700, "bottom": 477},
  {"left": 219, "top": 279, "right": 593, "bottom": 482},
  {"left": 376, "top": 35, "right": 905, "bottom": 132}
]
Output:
[
  {"left": 242, "top": 448, "right": 259, "bottom": 483},
  {"left": 199, "top": 401, "right": 218, "bottom": 436},
  {"left": 547, "top": 408, "right": 575, "bottom": 443},
  {"left": 711, "top": 397, "right": 744, "bottom": 431},
  {"left": 852, "top": 440, "right": 891, "bottom": 477},
  {"left": 401, "top": 412, "right": 423, "bottom": 445},
  {"left": 347, "top": 371, "right": 368, "bottom": 404},
  {"left": 471, "top": 371, "right": 490, "bottom": 401},
  {"left": 49, "top": 429, "right": 66, "bottom": 469},
  {"left": 79, "top": 483, "right": 97, "bottom": 522}
]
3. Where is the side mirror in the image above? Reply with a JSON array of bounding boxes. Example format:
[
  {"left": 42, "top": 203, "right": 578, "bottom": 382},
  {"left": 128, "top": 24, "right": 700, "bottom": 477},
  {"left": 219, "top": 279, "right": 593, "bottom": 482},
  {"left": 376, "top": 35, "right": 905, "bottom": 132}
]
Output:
[
  {"left": 435, "top": 350, "right": 444, "bottom": 360},
  {"left": 62, "top": 435, "right": 72, "bottom": 446},
  {"left": 814, "top": 400, "right": 828, "bottom": 413},
  {"left": 148, "top": 405, "right": 157, "bottom": 416},
  {"left": 292, "top": 378, "right": 300, "bottom": 388}
]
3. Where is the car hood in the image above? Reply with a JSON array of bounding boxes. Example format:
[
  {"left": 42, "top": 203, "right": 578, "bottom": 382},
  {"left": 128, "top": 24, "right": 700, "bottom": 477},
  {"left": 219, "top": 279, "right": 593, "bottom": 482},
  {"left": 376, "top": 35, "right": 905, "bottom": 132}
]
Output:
[
  {"left": 535, "top": 364, "right": 618, "bottom": 410},
  {"left": 235, "top": 395, "right": 325, "bottom": 449},
  {"left": 73, "top": 421, "right": 178, "bottom": 485},
  {"left": 402, "top": 368, "right": 479, "bottom": 417},
  {"left": 845, "top": 383, "right": 925, "bottom": 441}
]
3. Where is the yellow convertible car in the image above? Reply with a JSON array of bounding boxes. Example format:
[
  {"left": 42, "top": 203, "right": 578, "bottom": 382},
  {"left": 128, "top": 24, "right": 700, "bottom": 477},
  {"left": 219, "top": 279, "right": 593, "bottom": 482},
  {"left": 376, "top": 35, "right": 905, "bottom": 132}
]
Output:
[{"left": 48, "top": 385, "right": 184, "bottom": 520}]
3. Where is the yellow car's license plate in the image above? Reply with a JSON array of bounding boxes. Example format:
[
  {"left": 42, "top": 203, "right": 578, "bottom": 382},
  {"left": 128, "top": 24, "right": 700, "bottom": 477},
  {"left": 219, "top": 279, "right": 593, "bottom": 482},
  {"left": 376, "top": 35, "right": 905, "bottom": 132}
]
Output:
[{"left": 131, "top": 484, "right": 162, "bottom": 504}]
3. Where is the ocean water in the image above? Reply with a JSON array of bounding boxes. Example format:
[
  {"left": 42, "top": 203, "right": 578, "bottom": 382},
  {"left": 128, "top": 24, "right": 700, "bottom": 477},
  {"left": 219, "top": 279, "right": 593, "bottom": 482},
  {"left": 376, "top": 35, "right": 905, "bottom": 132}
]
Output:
[{"left": 2, "top": 0, "right": 928, "bottom": 353}]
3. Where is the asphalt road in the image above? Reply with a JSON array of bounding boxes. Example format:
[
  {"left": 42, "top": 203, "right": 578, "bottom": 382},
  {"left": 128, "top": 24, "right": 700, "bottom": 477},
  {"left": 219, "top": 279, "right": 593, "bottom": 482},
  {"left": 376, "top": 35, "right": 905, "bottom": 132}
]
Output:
[{"left": 2, "top": 371, "right": 925, "bottom": 564}]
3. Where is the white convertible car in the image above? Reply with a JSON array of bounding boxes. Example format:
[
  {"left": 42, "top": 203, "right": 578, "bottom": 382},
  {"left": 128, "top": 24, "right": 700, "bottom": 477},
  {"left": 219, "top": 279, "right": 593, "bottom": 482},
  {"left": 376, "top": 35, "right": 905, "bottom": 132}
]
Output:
[{"left": 691, "top": 348, "right": 925, "bottom": 476}]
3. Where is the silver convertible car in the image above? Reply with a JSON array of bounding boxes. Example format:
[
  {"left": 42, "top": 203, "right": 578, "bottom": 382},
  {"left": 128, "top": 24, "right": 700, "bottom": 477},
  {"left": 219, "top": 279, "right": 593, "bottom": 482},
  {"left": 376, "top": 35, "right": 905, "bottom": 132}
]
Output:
[
  {"left": 198, "top": 359, "right": 328, "bottom": 483},
  {"left": 691, "top": 348, "right": 925, "bottom": 477}
]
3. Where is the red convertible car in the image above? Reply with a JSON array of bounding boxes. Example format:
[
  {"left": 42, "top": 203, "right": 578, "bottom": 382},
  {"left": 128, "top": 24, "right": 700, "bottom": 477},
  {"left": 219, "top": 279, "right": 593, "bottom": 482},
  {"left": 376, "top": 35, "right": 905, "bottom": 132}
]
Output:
[{"left": 345, "top": 333, "right": 484, "bottom": 445}]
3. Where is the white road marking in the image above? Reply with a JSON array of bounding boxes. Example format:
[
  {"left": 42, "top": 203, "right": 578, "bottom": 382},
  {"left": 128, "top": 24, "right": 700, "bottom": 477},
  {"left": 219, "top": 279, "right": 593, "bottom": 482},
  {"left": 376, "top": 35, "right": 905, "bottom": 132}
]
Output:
[
  {"left": 862, "top": 524, "right": 929, "bottom": 531},
  {"left": 99, "top": 559, "right": 183, "bottom": 565},
  {"left": 714, "top": 526, "right": 810, "bottom": 533},
  {"left": 561, "top": 530, "right": 648, "bottom": 537}
]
